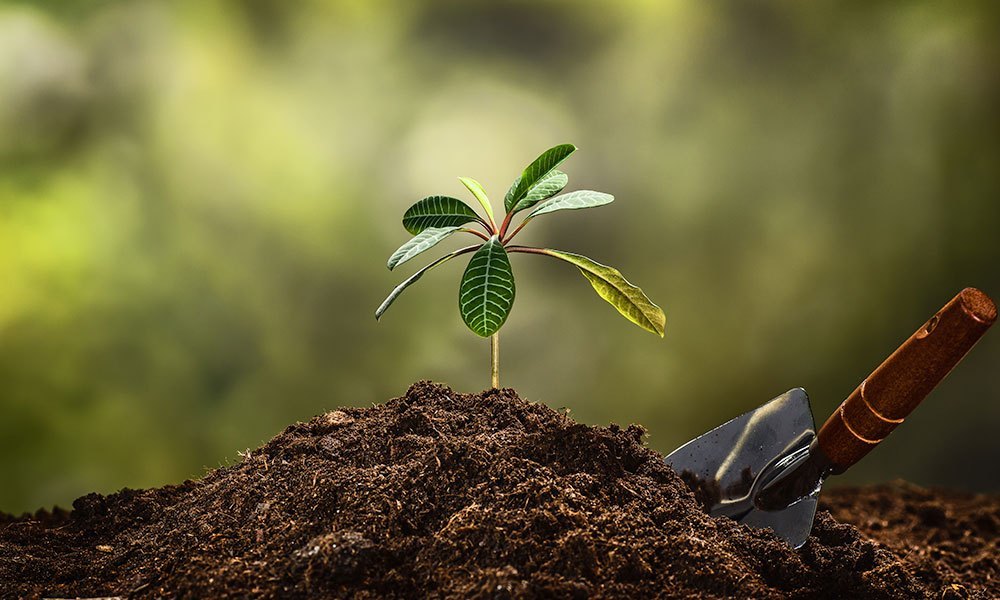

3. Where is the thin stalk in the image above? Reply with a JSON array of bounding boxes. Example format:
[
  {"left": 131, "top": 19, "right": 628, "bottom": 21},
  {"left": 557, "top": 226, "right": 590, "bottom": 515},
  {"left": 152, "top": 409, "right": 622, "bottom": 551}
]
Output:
[
  {"left": 498, "top": 210, "right": 515, "bottom": 240},
  {"left": 483, "top": 211, "right": 498, "bottom": 235},
  {"left": 460, "top": 228, "right": 490, "bottom": 241},
  {"left": 474, "top": 217, "right": 495, "bottom": 236},
  {"left": 490, "top": 332, "right": 500, "bottom": 389},
  {"left": 506, "top": 245, "right": 549, "bottom": 257},
  {"left": 503, "top": 217, "right": 532, "bottom": 244}
]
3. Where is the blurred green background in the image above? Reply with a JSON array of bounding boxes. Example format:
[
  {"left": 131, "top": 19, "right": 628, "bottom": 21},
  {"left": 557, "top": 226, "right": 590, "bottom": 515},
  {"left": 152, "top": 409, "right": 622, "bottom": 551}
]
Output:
[{"left": 1, "top": 0, "right": 998, "bottom": 514}]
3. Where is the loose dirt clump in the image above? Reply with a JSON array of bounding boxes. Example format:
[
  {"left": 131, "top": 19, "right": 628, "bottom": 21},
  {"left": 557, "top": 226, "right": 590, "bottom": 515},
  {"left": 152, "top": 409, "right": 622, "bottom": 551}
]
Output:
[{"left": 0, "top": 382, "right": 995, "bottom": 598}]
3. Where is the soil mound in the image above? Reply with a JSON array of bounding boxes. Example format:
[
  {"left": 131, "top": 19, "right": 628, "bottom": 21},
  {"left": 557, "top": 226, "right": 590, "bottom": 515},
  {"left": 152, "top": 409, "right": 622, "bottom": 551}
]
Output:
[{"left": 0, "top": 382, "right": 995, "bottom": 598}]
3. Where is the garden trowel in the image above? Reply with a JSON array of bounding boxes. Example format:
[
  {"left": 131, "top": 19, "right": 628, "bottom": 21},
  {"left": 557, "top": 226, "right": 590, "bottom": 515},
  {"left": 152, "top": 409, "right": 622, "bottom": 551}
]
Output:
[{"left": 666, "top": 288, "right": 996, "bottom": 548}]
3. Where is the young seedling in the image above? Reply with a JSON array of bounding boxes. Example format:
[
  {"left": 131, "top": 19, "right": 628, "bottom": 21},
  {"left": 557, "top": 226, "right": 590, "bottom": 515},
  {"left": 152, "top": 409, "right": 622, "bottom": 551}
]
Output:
[{"left": 376, "top": 144, "right": 665, "bottom": 389}]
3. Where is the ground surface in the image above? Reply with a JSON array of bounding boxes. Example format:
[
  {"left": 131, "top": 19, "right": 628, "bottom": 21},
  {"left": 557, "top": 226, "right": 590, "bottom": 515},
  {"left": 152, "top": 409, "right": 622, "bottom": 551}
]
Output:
[{"left": 0, "top": 382, "right": 995, "bottom": 598}]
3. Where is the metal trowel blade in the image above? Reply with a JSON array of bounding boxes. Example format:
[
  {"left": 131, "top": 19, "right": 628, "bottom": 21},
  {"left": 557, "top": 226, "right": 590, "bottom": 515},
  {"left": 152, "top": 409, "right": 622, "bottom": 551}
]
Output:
[{"left": 665, "top": 388, "right": 820, "bottom": 548}]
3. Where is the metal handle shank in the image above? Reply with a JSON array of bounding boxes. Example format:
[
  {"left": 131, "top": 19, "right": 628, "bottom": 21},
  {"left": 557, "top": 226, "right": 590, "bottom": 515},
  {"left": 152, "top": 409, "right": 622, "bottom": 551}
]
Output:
[{"left": 815, "top": 287, "right": 996, "bottom": 474}]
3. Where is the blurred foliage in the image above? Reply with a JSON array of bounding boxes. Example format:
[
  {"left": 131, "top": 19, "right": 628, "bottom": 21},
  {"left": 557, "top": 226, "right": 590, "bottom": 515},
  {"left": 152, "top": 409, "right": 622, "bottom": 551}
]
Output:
[{"left": 1, "top": 0, "right": 998, "bottom": 513}]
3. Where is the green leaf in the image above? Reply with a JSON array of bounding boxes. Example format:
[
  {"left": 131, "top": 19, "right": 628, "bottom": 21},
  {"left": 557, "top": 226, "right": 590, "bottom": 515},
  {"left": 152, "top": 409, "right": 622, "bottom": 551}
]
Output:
[
  {"left": 458, "top": 177, "right": 495, "bottom": 225},
  {"left": 402, "top": 196, "right": 482, "bottom": 234},
  {"left": 530, "top": 248, "right": 664, "bottom": 336},
  {"left": 526, "top": 190, "right": 614, "bottom": 219},
  {"left": 387, "top": 226, "right": 461, "bottom": 271},
  {"left": 459, "top": 237, "right": 516, "bottom": 337},
  {"left": 376, "top": 245, "right": 480, "bottom": 320},
  {"left": 504, "top": 144, "right": 576, "bottom": 213},
  {"left": 510, "top": 170, "right": 568, "bottom": 214}
]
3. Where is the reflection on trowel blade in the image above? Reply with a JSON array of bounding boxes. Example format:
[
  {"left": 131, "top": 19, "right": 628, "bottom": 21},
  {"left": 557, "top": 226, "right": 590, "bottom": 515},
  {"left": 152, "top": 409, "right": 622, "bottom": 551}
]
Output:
[{"left": 665, "top": 388, "right": 820, "bottom": 548}]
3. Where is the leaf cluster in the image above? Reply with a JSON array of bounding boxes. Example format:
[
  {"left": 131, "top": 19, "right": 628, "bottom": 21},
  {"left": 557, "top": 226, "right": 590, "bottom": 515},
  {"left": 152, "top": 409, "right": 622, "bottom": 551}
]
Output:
[{"left": 376, "top": 144, "right": 665, "bottom": 338}]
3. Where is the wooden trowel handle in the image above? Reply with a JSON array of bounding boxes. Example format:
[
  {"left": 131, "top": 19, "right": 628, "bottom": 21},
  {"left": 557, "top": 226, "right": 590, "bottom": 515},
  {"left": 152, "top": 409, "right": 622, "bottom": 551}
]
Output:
[{"left": 815, "top": 287, "right": 996, "bottom": 475}]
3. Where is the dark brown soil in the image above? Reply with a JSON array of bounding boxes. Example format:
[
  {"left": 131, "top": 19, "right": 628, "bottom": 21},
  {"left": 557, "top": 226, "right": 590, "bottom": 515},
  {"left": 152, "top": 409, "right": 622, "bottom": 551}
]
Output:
[
  {"left": 821, "top": 482, "right": 998, "bottom": 599},
  {"left": 0, "top": 382, "right": 996, "bottom": 598}
]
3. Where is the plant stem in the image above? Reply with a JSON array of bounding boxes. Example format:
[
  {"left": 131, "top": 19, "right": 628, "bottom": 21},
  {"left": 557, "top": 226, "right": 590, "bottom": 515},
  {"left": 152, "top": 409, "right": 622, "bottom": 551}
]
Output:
[
  {"left": 506, "top": 245, "right": 549, "bottom": 257},
  {"left": 498, "top": 211, "right": 515, "bottom": 240},
  {"left": 503, "top": 217, "right": 532, "bottom": 244},
  {"left": 459, "top": 228, "right": 490, "bottom": 241},
  {"left": 490, "top": 332, "right": 500, "bottom": 389}
]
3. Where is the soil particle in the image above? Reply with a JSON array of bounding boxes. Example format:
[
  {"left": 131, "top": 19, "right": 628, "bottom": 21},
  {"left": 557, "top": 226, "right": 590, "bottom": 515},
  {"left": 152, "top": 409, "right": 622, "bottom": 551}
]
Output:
[{"left": 0, "top": 382, "right": 995, "bottom": 598}]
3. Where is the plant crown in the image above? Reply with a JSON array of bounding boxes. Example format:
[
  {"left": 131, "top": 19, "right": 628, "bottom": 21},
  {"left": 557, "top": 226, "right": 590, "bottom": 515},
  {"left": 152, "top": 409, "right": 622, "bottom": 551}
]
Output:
[{"left": 376, "top": 144, "right": 666, "bottom": 340}]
